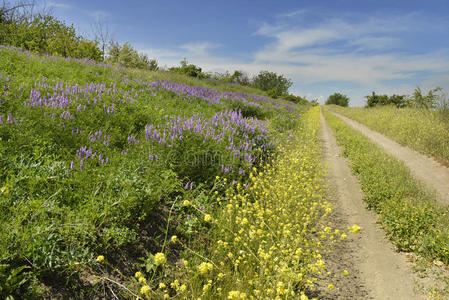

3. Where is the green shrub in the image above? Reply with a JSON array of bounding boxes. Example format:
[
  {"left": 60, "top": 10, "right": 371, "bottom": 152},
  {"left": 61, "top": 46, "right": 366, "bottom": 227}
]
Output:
[
  {"left": 0, "top": 14, "right": 102, "bottom": 60},
  {"left": 106, "top": 42, "right": 157, "bottom": 70},
  {"left": 365, "top": 92, "right": 408, "bottom": 108},
  {"left": 281, "top": 94, "right": 310, "bottom": 105},
  {"left": 229, "top": 100, "right": 266, "bottom": 119},
  {"left": 252, "top": 70, "right": 292, "bottom": 96},
  {"left": 168, "top": 58, "right": 209, "bottom": 78},
  {"left": 325, "top": 93, "right": 349, "bottom": 107}
]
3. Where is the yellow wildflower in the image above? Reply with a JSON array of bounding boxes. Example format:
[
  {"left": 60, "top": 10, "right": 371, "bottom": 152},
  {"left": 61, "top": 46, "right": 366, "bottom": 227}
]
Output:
[
  {"left": 154, "top": 252, "right": 166, "bottom": 264},
  {"left": 140, "top": 285, "right": 151, "bottom": 295},
  {"left": 171, "top": 235, "right": 178, "bottom": 243},
  {"left": 228, "top": 291, "right": 241, "bottom": 299},
  {"left": 96, "top": 255, "right": 105, "bottom": 263},
  {"left": 138, "top": 277, "right": 146, "bottom": 284},
  {"left": 204, "top": 214, "right": 212, "bottom": 222},
  {"left": 349, "top": 225, "right": 361, "bottom": 234}
]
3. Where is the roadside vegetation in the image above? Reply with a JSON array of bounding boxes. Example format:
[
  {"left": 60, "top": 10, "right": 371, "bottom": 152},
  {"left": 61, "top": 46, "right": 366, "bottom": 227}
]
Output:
[
  {"left": 129, "top": 107, "right": 357, "bottom": 299},
  {"left": 323, "top": 111, "right": 449, "bottom": 269},
  {"left": 0, "top": 39, "right": 339, "bottom": 298},
  {"left": 327, "top": 103, "right": 449, "bottom": 166}
]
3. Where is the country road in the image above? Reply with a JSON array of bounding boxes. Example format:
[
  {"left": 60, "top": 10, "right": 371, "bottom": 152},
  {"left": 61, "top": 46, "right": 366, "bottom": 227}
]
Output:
[
  {"left": 320, "top": 111, "right": 425, "bottom": 299},
  {"left": 327, "top": 110, "right": 449, "bottom": 206}
]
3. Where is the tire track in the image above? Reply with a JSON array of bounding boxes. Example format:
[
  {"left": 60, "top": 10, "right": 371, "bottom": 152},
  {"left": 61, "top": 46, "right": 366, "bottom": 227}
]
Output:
[
  {"left": 320, "top": 111, "right": 424, "bottom": 299},
  {"left": 328, "top": 110, "right": 449, "bottom": 206}
]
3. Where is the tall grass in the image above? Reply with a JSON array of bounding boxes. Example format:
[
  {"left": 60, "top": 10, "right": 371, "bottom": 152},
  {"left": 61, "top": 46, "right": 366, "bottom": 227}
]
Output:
[
  {"left": 324, "top": 111, "right": 449, "bottom": 265},
  {"left": 327, "top": 105, "right": 449, "bottom": 165}
]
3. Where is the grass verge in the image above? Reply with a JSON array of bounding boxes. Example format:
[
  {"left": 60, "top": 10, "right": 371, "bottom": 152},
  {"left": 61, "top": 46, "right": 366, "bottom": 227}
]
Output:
[
  {"left": 326, "top": 105, "right": 449, "bottom": 166},
  {"left": 323, "top": 110, "right": 449, "bottom": 280}
]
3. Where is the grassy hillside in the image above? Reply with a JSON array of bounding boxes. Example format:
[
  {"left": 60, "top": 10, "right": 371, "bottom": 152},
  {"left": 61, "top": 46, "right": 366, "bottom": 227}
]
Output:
[
  {"left": 0, "top": 45, "right": 308, "bottom": 298},
  {"left": 327, "top": 105, "right": 449, "bottom": 166}
]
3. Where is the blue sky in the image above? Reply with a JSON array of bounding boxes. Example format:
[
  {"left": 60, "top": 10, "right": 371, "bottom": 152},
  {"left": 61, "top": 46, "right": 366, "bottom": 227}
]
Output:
[{"left": 45, "top": 0, "right": 449, "bottom": 106}]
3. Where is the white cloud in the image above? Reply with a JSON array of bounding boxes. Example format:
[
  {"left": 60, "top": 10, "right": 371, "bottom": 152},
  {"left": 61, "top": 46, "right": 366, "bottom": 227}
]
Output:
[
  {"left": 179, "top": 42, "right": 220, "bottom": 56},
  {"left": 47, "top": 1, "right": 72, "bottom": 9},
  {"left": 137, "top": 12, "right": 449, "bottom": 106},
  {"left": 277, "top": 9, "right": 307, "bottom": 19},
  {"left": 250, "top": 13, "right": 449, "bottom": 105}
]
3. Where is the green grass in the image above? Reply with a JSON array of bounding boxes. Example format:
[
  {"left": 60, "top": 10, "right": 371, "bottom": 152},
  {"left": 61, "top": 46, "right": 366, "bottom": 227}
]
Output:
[
  {"left": 327, "top": 105, "right": 449, "bottom": 166},
  {"left": 323, "top": 110, "right": 449, "bottom": 265},
  {"left": 0, "top": 45, "right": 306, "bottom": 298}
]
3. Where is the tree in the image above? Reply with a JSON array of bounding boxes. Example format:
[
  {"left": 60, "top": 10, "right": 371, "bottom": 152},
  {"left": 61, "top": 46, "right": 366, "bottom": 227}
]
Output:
[
  {"left": 75, "top": 39, "right": 103, "bottom": 61},
  {"left": 0, "top": 13, "right": 103, "bottom": 60},
  {"left": 410, "top": 87, "right": 442, "bottom": 109},
  {"left": 168, "top": 58, "right": 208, "bottom": 78},
  {"left": 252, "top": 71, "right": 293, "bottom": 98},
  {"left": 365, "top": 92, "right": 408, "bottom": 108},
  {"left": 91, "top": 16, "right": 112, "bottom": 61},
  {"left": 106, "top": 41, "right": 157, "bottom": 70},
  {"left": 325, "top": 93, "right": 350, "bottom": 107},
  {"left": 365, "top": 92, "right": 388, "bottom": 107},
  {"left": 1, "top": 0, "right": 39, "bottom": 24}
]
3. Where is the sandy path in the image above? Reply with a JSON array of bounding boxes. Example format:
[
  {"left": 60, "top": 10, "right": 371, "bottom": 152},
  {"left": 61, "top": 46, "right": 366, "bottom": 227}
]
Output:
[
  {"left": 320, "top": 111, "right": 424, "bottom": 299},
  {"left": 329, "top": 111, "right": 449, "bottom": 206}
]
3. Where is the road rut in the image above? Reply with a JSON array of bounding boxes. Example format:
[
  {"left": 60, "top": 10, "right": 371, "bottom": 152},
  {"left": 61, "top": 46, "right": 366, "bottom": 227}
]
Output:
[
  {"left": 329, "top": 111, "right": 449, "bottom": 206},
  {"left": 320, "top": 111, "right": 424, "bottom": 299}
]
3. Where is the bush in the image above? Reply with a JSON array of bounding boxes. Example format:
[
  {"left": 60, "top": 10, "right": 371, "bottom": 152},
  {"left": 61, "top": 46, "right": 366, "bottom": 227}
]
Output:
[
  {"left": 410, "top": 87, "right": 442, "bottom": 109},
  {"left": 252, "top": 71, "right": 292, "bottom": 96},
  {"left": 281, "top": 94, "right": 310, "bottom": 105},
  {"left": 365, "top": 92, "right": 407, "bottom": 108},
  {"left": 325, "top": 93, "right": 349, "bottom": 107},
  {"left": 0, "top": 14, "right": 102, "bottom": 60},
  {"left": 229, "top": 100, "right": 266, "bottom": 119},
  {"left": 106, "top": 42, "right": 158, "bottom": 70},
  {"left": 210, "top": 70, "right": 250, "bottom": 86},
  {"left": 169, "top": 59, "right": 209, "bottom": 78}
]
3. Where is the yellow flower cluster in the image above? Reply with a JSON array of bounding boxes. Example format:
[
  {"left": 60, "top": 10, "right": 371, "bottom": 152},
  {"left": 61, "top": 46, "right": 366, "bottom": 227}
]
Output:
[
  {"left": 174, "top": 107, "right": 347, "bottom": 298},
  {"left": 130, "top": 107, "right": 359, "bottom": 298},
  {"left": 154, "top": 252, "right": 166, "bottom": 265}
]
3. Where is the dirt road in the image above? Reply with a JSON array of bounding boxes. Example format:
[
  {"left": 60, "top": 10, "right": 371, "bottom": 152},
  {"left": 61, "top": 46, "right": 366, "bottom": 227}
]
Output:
[
  {"left": 320, "top": 112, "right": 425, "bottom": 299},
  {"left": 329, "top": 111, "right": 449, "bottom": 206}
]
